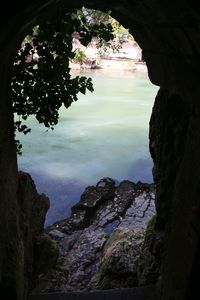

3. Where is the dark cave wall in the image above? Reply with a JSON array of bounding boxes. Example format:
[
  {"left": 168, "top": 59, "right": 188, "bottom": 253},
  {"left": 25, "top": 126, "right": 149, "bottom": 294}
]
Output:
[
  {"left": 150, "top": 89, "right": 200, "bottom": 300},
  {"left": 0, "top": 39, "right": 22, "bottom": 298},
  {"left": 163, "top": 95, "right": 200, "bottom": 300},
  {"left": 149, "top": 89, "right": 192, "bottom": 230},
  {"left": 0, "top": 1, "right": 200, "bottom": 299},
  {"left": 149, "top": 88, "right": 197, "bottom": 299}
]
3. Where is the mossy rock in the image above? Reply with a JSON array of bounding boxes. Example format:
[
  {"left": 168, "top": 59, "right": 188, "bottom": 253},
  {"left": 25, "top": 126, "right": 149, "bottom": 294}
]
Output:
[
  {"left": 90, "top": 228, "right": 144, "bottom": 289},
  {"left": 145, "top": 214, "right": 157, "bottom": 242},
  {"left": 34, "top": 233, "right": 59, "bottom": 274}
]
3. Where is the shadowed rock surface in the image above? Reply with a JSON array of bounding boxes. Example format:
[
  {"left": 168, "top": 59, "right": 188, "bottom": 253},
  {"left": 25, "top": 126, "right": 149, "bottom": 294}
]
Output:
[
  {"left": 17, "top": 172, "right": 59, "bottom": 293},
  {"left": 28, "top": 286, "right": 159, "bottom": 300},
  {"left": 30, "top": 178, "right": 156, "bottom": 295}
]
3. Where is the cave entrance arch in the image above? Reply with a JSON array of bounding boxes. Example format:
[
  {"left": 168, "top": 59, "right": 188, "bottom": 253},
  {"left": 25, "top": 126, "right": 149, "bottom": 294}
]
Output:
[
  {"left": 1, "top": 1, "right": 200, "bottom": 300},
  {"left": 16, "top": 15, "right": 158, "bottom": 288}
]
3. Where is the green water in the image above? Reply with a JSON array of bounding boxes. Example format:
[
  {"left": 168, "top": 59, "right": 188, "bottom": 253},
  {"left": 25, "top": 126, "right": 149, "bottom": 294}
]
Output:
[{"left": 17, "top": 69, "right": 159, "bottom": 226}]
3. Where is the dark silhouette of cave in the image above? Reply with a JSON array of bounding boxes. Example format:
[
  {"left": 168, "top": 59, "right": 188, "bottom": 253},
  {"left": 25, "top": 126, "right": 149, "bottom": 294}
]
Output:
[{"left": 0, "top": 1, "right": 200, "bottom": 299}]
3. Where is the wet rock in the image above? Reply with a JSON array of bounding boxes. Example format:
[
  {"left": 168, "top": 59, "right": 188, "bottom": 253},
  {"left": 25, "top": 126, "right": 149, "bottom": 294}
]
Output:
[
  {"left": 31, "top": 178, "right": 156, "bottom": 294},
  {"left": 53, "top": 210, "right": 88, "bottom": 234},
  {"left": 90, "top": 228, "right": 145, "bottom": 289},
  {"left": 71, "top": 177, "right": 115, "bottom": 215},
  {"left": 48, "top": 229, "right": 66, "bottom": 240},
  {"left": 119, "top": 192, "right": 155, "bottom": 229},
  {"left": 96, "top": 177, "right": 116, "bottom": 189},
  {"left": 59, "top": 231, "right": 82, "bottom": 252}
]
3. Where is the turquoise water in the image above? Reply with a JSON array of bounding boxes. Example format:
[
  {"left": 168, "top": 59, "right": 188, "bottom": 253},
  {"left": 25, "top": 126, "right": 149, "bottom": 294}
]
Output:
[{"left": 17, "top": 69, "right": 159, "bottom": 226}]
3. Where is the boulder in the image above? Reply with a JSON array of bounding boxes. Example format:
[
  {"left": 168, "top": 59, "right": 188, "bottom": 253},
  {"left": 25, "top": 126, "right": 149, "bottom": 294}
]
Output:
[{"left": 90, "top": 228, "right": 145, "bottom": 289}]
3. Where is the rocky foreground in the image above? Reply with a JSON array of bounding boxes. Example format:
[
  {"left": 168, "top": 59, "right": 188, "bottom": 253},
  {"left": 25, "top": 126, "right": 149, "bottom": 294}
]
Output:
[{"left": 30, "top": 177, "right": 158, "bottom": 295}]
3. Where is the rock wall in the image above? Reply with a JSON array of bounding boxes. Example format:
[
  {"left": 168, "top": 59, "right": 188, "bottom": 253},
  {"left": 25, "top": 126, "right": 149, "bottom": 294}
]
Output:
[
  {"left": 149, "top": 88, "right": 194, "bottom": 298},
  {"left": 149, "top": 84, "right": 200, "bottom": 299},
  {"left": 158, "top": 92, "right": 200, "bottom": 300},
  {"left": 149, "top": 88, "right": 191, "bottom": 230},
  {"left": 0, "top": 171, "right": 58, "bottom": 299}
]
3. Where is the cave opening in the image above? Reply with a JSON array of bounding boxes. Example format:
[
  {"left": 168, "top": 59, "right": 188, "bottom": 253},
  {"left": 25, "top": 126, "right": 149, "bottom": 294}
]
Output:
[
  {"left": 15, "top": 8, "right": 159, "bottom": 227},
  {"left": 1, "top": 1, "right": 200, "bottom": 300},
  {"left": 14, "top": 8, "right": 159, "bottom": 294}
]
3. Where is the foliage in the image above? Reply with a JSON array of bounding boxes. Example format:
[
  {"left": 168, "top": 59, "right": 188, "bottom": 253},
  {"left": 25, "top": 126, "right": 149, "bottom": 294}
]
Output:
[
  {"left": 80, "top": 7, "right": 132, "bottom": 42},
  {"left": 11, "top": 8, "right": 115, "bottom": 153},
  {"left": 69, "top": 8, "right": 133, "bottom": 63},
  {"left": 73, "top": 48, "right": 87, "bottom": 64},
  {"left": 74, "top": 8, "right": 130, "bottom": 58},
  {"left": 110, "top": 18, "right": 133, "bottom": 42}
]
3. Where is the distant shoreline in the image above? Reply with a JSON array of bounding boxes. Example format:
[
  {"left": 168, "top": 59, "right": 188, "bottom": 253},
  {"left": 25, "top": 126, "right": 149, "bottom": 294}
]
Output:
[
  {"left": 70, "top": 40, "right": 147, "bottom": 73},
  {"left": 69, "top": 60, "right": 147, "bottom": 73}
]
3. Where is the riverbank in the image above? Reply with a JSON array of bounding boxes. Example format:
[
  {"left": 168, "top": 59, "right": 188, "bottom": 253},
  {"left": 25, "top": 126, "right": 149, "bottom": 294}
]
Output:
[
  {"left": 69, "top": 60, "right": 147, "bottom": 72},
  {"left": 30, "top": 177, "right": 156, "bottom": 294},
  {"left": 70, "top": 40, "right": 147, "bottom": 72}
]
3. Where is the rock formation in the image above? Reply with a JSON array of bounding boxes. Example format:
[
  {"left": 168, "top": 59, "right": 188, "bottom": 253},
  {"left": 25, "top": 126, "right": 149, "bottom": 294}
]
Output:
[
  {"left": 29, "top": 178, "right": 156, "bottom": 294},
  {"left": 17, "top": 172, "right": 58, "bottom": 295}
]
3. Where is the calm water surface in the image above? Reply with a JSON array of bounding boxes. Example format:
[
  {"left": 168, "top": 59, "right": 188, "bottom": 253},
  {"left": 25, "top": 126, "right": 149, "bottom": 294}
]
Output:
[{"left": 17, "top": 69, "right": 159, "bottom": 226}]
